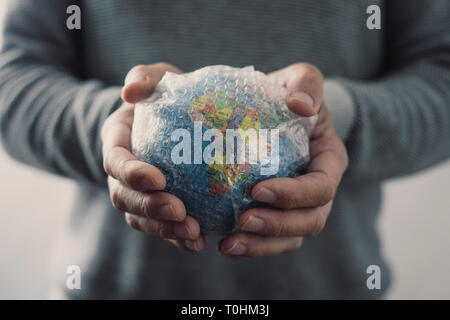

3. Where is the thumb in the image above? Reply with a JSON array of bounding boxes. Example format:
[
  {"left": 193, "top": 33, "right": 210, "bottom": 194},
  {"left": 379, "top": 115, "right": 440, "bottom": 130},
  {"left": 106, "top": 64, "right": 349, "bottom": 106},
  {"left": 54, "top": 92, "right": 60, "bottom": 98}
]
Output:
[
  {"left": 269, "top": 63, "right": 324, "bottom": 117},
  {"left": 121, "top": 63, "right": 182, "bottom": 104}
]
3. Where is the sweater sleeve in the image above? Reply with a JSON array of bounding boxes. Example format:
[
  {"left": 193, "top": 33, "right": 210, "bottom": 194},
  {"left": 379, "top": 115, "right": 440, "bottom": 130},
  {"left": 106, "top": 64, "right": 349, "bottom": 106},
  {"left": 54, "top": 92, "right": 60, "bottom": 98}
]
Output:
[
  {"left": 337, "top": 0, "right": 450, "bottom": 184},
  {"left": 0, "top": 0, "right": 122, "bottom": 187}
]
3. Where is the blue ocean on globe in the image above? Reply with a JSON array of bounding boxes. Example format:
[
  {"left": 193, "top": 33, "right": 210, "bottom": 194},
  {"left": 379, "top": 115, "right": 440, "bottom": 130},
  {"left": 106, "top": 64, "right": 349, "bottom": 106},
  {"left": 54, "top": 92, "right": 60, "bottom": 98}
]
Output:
[{"left": 132, "top": 66, "right": 316, "bottom": 235}]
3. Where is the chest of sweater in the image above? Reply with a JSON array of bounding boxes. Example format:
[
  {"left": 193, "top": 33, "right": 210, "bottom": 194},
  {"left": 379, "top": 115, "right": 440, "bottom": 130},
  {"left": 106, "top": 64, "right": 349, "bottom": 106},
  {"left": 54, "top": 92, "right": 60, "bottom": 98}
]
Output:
[{"left": 80, "top": 0, "right": 385, "bottom": 84}]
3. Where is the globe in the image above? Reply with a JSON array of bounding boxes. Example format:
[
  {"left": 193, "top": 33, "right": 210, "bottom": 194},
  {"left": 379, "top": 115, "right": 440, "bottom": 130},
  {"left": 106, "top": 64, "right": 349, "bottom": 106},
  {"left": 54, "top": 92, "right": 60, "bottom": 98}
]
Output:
[{"left": 132, "top": 66, "right": 317, "bottom": 235}]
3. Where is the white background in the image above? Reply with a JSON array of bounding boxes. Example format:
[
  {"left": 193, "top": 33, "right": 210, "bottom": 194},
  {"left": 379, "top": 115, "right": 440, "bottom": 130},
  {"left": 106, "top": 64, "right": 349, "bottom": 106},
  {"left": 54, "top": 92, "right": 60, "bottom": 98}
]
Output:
[{"left": 1, "top": 1, "right": 450, "bottom": 299}]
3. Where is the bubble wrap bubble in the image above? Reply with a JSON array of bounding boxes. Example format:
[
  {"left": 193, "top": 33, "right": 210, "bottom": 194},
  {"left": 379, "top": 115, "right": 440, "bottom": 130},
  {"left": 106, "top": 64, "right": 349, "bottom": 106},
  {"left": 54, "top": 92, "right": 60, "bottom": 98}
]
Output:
[{"left": 132, "top": 65, "right": 317, "bottom": 235}]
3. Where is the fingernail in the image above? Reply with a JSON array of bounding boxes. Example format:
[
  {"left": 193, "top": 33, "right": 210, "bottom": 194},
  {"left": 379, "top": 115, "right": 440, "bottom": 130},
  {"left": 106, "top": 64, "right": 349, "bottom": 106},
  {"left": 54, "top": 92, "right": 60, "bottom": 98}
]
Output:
[
  {"left": 140, "top": 178, "right": 155, "bottom": 190},
  {"left": 174, "top": 224, "right": 194, "bottom": 240},
  {"left": 225, "top": 242, "right": 247, "bottom": 256},
  {"left": 127, "top": 73, "right": 151, "bottom": 85},
  {"left": 289, "top": 91, "right": 314, "bottom": 109},
  {"left": 185, "top": 239, "right": 200, "bottom": 251},
  {"left": 242, "top": 216, "right": 265, "bottom": 232},
  {"left": 158, "top": 204, "right": 175, "bottom": 220},
  {"left": 253, "top": 188, "right": 277, "bottom": 203}
]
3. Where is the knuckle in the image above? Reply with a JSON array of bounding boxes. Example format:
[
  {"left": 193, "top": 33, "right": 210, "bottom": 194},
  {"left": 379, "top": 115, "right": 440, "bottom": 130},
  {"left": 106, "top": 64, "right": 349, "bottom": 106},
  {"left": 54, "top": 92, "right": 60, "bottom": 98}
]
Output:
[
  {"left": 261, "top": 214, "right": 285, "bottom": 237},
  {"left": 110, "top": 189, "right": 125, "bottom": 211},
  {"left": 313, "top": 173, "right": 334, "bottom": 206},
  {"left": 140, "top": 219, "right": 154, "bottom": 235},
  {"left": 122, "top": 160, "right": 139, "bottom": 187},
  {"left": 273, "top": 220, "right": 287, "bottom": 237},
  {"left": 132, "top": 64, "right": 147, "bottom": 74},
  {"left": 121, "top": 160, "right": 149, "bottom": 191},
  {"left": 321, "top": 182, "right": 334, "bottom": 204},
  {"left": 308, "top": 213, "right": 326, "bottom": 237},
  {"left": 284, "top": 194, "right": 299, "bottom": 209},
  {"left": 125, "top": 213, "right": 140, "bottom": 231},
  {"left": 156, "top": 222, "right": 172, "bottom": 239},
  {"left": 136, "top": 195, "right": 151, "bottom": 217},
  {"left": 287, "top": 181, "right": 304, "bottom": 208},
  {"left": 103, "top": 158, "right": 111, "bottom": 176},
  {"left": 291, "top": 63, "right": 324, "bottom": 89}
]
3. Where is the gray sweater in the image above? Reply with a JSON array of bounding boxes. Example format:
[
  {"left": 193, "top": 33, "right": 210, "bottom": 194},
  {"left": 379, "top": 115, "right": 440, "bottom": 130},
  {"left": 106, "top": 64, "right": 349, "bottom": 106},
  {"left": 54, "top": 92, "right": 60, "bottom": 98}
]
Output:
[{"left": 1, "top": 0, "right": 449, "bottom": 299}]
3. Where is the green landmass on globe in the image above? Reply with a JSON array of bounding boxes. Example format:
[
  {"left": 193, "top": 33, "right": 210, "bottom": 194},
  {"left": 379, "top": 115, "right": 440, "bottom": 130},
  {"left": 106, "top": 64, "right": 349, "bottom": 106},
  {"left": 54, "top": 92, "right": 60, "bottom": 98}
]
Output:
[{"left": 188, "top": 88, "right": 286, "bottom": 196}]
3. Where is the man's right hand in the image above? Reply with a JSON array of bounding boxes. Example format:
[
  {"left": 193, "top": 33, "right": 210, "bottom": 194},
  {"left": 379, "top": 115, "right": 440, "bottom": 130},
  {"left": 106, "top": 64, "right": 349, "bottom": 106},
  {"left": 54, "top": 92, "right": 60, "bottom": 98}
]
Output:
[{"left": 101, "top": 63, "right": 206, "bottom": 252}]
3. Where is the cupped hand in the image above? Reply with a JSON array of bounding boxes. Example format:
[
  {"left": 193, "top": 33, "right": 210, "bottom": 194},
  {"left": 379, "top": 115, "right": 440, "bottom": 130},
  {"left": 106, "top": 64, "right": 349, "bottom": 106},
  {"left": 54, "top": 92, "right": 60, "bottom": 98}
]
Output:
[
  {"left": 218, "top": 63, "right": 349, "bottom": 258},
  {"left": 101, "top": 63, "right": 205, "bottom": 252}
]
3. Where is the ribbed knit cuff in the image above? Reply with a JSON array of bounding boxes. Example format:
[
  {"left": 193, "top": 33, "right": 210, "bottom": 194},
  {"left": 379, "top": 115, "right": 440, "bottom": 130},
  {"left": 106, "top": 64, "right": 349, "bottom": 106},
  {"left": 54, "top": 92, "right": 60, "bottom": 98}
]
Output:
[{"left": 323, "top": 79, "right": 355, "bottom": 142}]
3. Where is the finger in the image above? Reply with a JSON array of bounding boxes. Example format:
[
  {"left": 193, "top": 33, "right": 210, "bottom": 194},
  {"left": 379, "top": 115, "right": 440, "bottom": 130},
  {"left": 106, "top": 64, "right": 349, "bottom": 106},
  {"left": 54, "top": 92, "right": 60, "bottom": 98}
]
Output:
[
  {"left": 101, "top": 104, "right": 166, "bottom": 192},
  {"left": 308, "top": 129, "right": 349, "bottom": 188},
  {"left": 109, "top": 177, "right": 185, "bottom": 221},
  {"left": 124, "top": 63, "right": 181, "bottom": 86},
  {"left": 251, "top": 122, "right": 347, "bottom": 209},
  {"left": 168, "top": 237, "right": 206, "bottom": 252},
  {"left": 125, "top": 213, "right": 201, "bottom": 241},
  {"left": 268, "top": 63, "right": 323, "bottom": 116},
  {"left": 122, "top": 63, "right": 182, "bottom": 103},
  {"left": 238, "top": 204, "right": 331, "bottom": 237},
  {"left": 251, "top": 175, "right": 333, "bottom": 209},
  {"left": 219, "top": 233, "right": 303, "bottom": 258},
  {"left": 103, "top": 145, "right": 166, "bottom": 192},
  {"left": 100, "top": 103, "right": 134, "bottom": 151},
  {"left": 121, "top": 76, "right": 159, "bottom": 104}
]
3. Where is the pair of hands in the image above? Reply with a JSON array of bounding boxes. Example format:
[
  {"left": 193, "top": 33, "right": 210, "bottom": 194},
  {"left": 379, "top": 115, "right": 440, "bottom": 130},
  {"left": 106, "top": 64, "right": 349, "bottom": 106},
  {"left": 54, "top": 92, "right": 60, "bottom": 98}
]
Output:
[{"left": 101, "top": 62, "right": 348, "bottom": 258}]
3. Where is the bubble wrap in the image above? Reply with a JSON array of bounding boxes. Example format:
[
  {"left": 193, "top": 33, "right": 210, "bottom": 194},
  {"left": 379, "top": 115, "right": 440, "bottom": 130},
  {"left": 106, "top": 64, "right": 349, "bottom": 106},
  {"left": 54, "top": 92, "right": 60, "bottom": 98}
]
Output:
[{"left": 132, "top": 65, "right": 317, "bottom": 235}]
